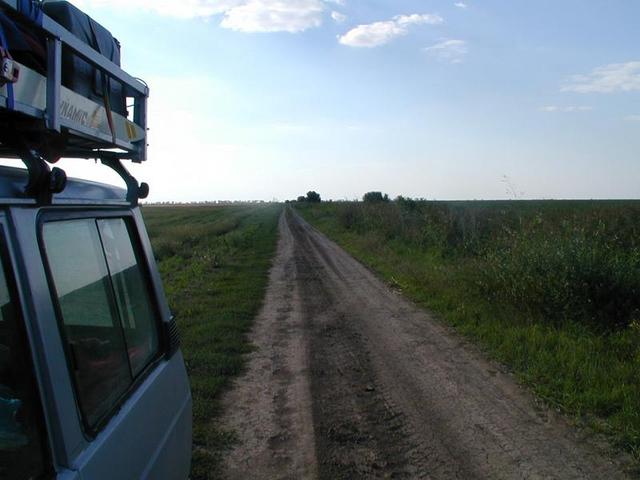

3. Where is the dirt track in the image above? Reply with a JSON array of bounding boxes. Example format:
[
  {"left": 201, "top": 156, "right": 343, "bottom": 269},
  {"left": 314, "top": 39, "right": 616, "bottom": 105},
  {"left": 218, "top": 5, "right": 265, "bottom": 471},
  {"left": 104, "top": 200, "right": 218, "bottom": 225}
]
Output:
[{"left": 220, "top": 209, "right": 631, "bottom": 479}]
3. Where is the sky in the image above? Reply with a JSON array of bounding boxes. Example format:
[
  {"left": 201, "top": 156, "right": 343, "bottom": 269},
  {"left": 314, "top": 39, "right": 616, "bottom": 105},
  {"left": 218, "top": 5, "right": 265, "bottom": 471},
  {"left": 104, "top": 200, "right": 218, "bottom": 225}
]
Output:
[{"left": 12, "top": 0, "right": 640, "bottom": 201}]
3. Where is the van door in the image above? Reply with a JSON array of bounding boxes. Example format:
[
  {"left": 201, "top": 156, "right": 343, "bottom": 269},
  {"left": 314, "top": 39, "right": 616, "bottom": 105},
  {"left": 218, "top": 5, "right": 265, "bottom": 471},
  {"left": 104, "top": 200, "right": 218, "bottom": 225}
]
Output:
[
  {"left": 0, "top": 222, "right": 53, "bottom": 479},
  {"left": 41, "top": 213, "right": 191, "bottom": 480}
]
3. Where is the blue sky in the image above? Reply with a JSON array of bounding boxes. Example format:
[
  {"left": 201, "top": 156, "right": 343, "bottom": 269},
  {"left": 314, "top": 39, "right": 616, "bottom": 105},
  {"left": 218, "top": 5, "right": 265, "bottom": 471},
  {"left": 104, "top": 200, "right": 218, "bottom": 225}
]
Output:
[{"left": 51, "top": 1, "right": 640, "bottom": 201}]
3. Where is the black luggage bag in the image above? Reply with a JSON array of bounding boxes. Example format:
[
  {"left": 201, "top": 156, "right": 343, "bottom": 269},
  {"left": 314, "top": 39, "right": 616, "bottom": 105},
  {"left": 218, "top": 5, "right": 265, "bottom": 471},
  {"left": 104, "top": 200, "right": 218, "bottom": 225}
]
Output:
[{"left": 42, "top": 1, "right": 127, "bottom": 116}]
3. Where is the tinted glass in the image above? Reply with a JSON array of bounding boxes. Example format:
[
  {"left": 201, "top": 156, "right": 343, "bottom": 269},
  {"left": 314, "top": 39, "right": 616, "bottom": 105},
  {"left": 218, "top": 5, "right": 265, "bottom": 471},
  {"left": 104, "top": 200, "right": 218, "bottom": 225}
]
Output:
[
  {"left": 44, "top": 220, "right": 132, "bottom": 428},
  {"left": 0, "top": 242, "right": 48, "bottom": 479},
  {"left": 98, "top": 219, "right": 159, "bottom": 376}
]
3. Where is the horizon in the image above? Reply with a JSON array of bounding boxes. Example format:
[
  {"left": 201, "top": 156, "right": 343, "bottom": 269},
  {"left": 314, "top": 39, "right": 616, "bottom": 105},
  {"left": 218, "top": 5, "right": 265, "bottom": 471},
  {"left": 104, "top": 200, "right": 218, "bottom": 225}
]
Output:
[{"left": 142, "top": 196, "right": 640, "bottom": 204}]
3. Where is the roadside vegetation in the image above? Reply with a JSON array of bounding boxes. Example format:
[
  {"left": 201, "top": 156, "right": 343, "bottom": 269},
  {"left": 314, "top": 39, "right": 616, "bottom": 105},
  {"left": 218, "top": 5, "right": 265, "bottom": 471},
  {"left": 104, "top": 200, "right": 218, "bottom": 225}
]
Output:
[
  {"left": 143, "top": 204, "right": 281, "bottom": 479},
  {"left": 297, "top": 199, "right": 640, "bottom": 464}
]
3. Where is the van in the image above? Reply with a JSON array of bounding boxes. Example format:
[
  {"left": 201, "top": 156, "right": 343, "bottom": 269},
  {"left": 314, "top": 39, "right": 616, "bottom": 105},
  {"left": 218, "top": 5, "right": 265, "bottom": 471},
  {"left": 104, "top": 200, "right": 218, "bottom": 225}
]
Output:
[
  {"left": 0, "top": 1, "right": 193, "bottom": 478},
  {"left": 0, "top": 167, "right": 192, "bottom": 480}
]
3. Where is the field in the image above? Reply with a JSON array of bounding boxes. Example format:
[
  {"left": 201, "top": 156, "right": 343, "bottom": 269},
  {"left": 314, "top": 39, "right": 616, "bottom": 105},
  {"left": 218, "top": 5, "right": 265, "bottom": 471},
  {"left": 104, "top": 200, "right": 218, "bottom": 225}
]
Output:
[
  {"left": 140, "top": 200, "right": 639, "bottom": 476},
  {"left": 142, "top": 204, "right": 281, "bottom": 479},
  {"left": 297, "top": 200, "right": 640, "bottom": 463}
]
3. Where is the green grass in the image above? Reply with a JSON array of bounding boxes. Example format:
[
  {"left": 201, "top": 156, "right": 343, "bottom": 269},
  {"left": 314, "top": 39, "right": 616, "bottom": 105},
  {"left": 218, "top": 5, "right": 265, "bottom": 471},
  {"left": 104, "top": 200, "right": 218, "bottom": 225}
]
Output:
[
  {"left": 297, "top": 200, "right": 640, "bottom": 465},
  {"left": 142, "top": 204, "right": 282, "bottom": 479}
]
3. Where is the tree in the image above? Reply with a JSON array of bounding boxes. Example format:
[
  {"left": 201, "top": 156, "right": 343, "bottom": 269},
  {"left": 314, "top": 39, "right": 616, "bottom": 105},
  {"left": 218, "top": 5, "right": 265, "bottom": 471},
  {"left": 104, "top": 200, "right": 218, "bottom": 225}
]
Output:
[
  {"left": 296, "top": 195, "right": 306, "bottom": 202},
  {"left": 363, "top": 191, "right": 389, "bottom": 203},
  {"left": 306, "top": 191, "right": 321, "bottom": 203},
  {"left": 395, "top": 195, "right": 417, "bottom": 211}
]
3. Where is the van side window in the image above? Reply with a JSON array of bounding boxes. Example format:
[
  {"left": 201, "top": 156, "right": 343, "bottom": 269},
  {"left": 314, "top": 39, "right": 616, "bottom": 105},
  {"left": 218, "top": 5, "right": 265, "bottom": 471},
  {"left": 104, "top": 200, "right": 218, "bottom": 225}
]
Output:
[
  {"left": 43, "top": 218, "right": 160, "bottom": 431},
  {"left": 97, "top": 219, "right": 159, "bottom": 377},
  {"left": 0, "top": 239, "right": 49, "bottom": 479},
  {"left": 44, "top": 220, "right": 132, "bottom": 429}
]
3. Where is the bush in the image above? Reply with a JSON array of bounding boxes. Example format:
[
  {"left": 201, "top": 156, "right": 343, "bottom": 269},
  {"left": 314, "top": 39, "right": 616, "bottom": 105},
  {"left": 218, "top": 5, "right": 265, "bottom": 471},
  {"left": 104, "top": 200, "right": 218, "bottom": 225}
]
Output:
[
  {"left": 395, "top": 195, "right": 417, "bottom": 211},
  {"left": 306, "top": 199, "right": 640, "bottom": 331},
  {"left": 481, "top": 226, "right": 640, "bottom": 331},
  {"left": 363, "top": 191, "right": 389, "bottom": 203},
  {"left": 306, "top": 191, "right": 321, "bottom": 203}
]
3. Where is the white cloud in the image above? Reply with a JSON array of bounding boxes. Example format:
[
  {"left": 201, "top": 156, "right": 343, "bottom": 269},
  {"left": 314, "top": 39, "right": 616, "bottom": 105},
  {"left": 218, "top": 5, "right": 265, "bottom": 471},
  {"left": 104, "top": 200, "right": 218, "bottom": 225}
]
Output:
[
  {"left": 331, "top": 11, "right": 347, "bottom": 23},
  {"left": 562, "top": 61, "right": 640, "bottom": 93},
  {"left": 424, "top": 39, "right": 467, "bottom": 63},
  {"left": 73, "top": 0, "right": 336, "bottom": 33},
  {"left": 626, "top": 114, "right": 640, "bottom": 122},
  {"left": 454, "top": 2, "right": 467, "bottom": 9},
  {"left": 338, "top": 14, "right": 443, "bottom": 48},
  {"left": 539, "top": 105, "right": 593, "bottom": 113}
]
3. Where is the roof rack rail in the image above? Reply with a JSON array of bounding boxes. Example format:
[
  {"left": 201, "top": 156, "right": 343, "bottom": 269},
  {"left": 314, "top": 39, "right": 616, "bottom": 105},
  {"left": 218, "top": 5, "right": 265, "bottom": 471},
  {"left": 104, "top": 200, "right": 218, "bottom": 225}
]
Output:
[{"left": 0, "top": 0, "right": 149, "bottom": 205}]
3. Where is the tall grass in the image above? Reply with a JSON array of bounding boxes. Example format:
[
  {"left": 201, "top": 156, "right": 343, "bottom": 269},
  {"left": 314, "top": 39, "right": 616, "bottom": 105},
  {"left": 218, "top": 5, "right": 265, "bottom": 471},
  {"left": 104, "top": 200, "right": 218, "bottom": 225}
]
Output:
[
  {"left": 298, "top": 200, "right": 640, "bottom": 464},
  {"left": 321, "top": 200, "right": 640, "bottom": 330}
]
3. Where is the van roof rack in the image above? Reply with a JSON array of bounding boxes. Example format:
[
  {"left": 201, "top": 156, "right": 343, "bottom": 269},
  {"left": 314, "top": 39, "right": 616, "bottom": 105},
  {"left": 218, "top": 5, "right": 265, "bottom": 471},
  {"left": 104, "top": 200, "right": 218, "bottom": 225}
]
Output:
[{"left": 0, "top": 0, "right": 149, "bottom": 205}]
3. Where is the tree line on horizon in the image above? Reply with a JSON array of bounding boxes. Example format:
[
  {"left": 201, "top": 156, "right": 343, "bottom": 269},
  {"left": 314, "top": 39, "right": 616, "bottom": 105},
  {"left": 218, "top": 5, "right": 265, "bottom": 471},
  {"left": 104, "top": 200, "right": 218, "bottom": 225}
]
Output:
[{"left": 288, "top": 191, "right": 400, "bottom": 204}]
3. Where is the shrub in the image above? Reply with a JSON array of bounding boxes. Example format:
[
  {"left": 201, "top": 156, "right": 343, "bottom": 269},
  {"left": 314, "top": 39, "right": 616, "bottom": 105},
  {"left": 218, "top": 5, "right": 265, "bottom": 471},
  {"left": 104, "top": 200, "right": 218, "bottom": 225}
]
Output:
[
  {"left": 480, "top": 225, "right": 640, "bottom": 331},
  {"left": 307, "top": 199, "right": 640, "bottom": 331},
  {"left": 363, "top": 191, "right": 390, "bottom": 203},
  {"left": 306, "top": 191, "right": 321, "bottom": 203}
]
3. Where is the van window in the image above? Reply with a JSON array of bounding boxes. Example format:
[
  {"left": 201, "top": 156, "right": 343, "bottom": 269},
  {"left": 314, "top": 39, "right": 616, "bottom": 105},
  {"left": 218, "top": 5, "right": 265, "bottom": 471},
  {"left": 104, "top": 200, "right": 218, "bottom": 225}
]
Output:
[
  {"left": 44, "top": 220, "right": 132, "bottom": 428},
  {"left": 0, "top": 239, "right": 49, "bottom": 479},
  {"left": 97, "top": 219, "right": 159, "bottom": 377},
  {"left": 43, "top": 218, "right": 160, "bottom": 431}
]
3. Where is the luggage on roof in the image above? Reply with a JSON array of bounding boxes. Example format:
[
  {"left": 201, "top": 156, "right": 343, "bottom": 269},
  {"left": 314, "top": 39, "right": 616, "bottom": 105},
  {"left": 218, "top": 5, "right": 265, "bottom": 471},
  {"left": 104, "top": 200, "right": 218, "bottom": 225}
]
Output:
[
  {"left": 0, "top": 7, "right": 45, "bottom": 73},
  {"left": 0, "top": 0, "right": 150, "bottom": 204},
  {"left": 42, "top": 1, "right": 126, "bottom": 116}
]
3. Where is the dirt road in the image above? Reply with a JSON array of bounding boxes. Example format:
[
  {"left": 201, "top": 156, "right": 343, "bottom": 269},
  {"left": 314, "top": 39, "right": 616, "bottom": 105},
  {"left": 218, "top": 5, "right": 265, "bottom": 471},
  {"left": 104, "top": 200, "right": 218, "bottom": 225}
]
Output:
[{"left": 220, "top": 209, "right": 630, "bottom": 479}]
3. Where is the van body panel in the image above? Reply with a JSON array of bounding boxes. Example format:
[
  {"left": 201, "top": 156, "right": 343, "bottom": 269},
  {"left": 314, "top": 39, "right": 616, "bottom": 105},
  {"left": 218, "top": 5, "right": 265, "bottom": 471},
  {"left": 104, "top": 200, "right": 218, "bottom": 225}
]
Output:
[
  {"left": 0, "top": 166, "right": 127, "bottom": 205},
  {"left": 142, "top": 389, "right": 192, "bottom": 480},
  {"left": 56, "top": 470, "right": 80, "bottom": 480},
  {"left": 71, "top": 353, "right": 192, "bottom": 480}
]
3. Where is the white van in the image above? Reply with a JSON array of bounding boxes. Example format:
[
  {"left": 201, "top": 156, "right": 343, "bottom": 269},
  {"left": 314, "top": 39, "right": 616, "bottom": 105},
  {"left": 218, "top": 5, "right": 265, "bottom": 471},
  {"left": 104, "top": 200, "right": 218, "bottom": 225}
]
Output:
[{"left": 0, "top": 1, "right": 193, "bottom": 478}]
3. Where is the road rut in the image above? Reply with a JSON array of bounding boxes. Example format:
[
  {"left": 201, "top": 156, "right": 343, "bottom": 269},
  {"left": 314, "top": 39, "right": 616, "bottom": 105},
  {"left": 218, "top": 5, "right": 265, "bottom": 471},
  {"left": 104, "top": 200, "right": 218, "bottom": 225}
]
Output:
[{"left": 220, "top": 209, "right": 630, "bottom": 479}]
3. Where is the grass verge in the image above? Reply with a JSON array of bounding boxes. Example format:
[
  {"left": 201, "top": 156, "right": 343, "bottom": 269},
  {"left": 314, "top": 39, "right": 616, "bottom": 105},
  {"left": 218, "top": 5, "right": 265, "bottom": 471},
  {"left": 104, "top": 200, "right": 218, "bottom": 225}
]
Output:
[
  {"left": 297, "top": 201, "right": 640, "bottom": 468},
  {"left": 143, "top": 204, "right": 281, "bottom": 479}
]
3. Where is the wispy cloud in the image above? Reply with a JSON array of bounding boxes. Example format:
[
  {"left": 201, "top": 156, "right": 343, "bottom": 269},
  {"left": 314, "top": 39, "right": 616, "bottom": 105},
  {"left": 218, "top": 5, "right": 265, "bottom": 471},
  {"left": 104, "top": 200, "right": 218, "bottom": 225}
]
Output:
[
  {"left": 74, "top": 0, "right": 338, "bottom": 33},
  {"left": 454, "top": 2, "right": 467, "bottom": 9},
  {"left": 338, "top": 14, "right": 443, "bottom": 48},
  {"left": 626, "top": 114, "right": 640, "bottom": 122},
  {"left": 539, "top": 105, "right": 593, "bottom": 113},
  {"left": 221, "top": 0, "right": 325, "bottom": 32},
  {"left": 424, "top": 39, "right": 467, "bottom": 63},
  {"left": 562, "top": 61, "right": 640, "bottom": 93},
  {"left": 331, "top": 11, "right": 347, "bottom": 23}
]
